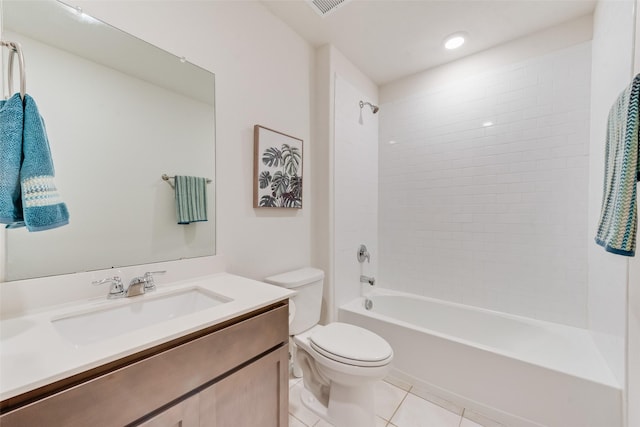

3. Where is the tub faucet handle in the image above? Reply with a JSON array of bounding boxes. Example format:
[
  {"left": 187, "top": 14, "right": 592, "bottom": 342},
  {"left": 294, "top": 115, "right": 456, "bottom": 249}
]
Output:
[{"left": 357, "top": 244, "right": 370, "bottom": 263}]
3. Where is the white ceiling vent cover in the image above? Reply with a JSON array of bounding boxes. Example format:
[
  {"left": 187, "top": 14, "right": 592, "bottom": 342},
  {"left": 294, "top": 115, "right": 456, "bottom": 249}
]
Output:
[{"left": 306, "top": 0, "right": 351, "bottom": 17}]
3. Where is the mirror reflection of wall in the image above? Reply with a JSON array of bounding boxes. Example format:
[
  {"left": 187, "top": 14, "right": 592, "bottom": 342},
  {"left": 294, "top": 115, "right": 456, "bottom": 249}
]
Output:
[{"left": 3, "top": 0, "right": 216, "bottom": 281}]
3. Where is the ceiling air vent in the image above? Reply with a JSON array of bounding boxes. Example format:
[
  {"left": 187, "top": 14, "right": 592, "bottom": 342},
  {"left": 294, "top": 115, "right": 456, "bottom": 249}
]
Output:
[{"left": 305, "top": 0, "right": 351, "bottom": 17}]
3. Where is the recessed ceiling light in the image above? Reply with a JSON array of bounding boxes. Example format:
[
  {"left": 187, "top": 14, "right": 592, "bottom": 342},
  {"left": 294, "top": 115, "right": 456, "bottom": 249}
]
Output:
[
  {"left": 482, "top": 121, "right": 494, "bottom": 127},
  {"left": 388, "top": 140, "right": 398, "bottom": 145},
  {"left": 444, "top": 32, "right": 467, "bottom": 50}
]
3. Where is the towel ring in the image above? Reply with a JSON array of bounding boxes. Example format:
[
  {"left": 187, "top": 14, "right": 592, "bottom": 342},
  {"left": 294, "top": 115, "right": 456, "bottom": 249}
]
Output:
[{"left": 1, "top": 41, "right": 26, "bottom": 101}]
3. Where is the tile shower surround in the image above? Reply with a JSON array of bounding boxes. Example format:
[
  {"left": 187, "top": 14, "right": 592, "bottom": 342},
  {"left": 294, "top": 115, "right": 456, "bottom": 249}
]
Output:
[{"left": 378, "top": 42, "right": 592, "bottom": 327}]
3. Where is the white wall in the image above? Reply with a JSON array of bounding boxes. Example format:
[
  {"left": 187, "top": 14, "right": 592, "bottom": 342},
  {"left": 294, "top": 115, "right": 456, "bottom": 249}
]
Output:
[
  {"left": 379, "top": 38, "right": 592, "bottom": 327},
  {"left": 628, "top": 3, "right": 640, "bottom": 426},
  {"left": 333, "top": 74, "right": 379, "bottom": 311},
  {"left": 3, "top": 0, "right": 314, "bottom": 283},
  {"left": 588, "top": 0, "right": 635, "bottom": 388},
  {"left": 314, "top": 46, "right": 378, "bottom": 321},
  {"left": 629, "top": 255, "right": 640, "bottom": 427}
]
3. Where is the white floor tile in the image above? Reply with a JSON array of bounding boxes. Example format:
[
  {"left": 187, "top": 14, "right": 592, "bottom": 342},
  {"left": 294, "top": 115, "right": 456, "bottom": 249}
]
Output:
[
  {"left": 289, "top": 414, "right": 308, "bottom": 427},
  {"left": 289, "top": 383, "right": 320, "bottom": 427},
  {"left": 312, "top": 415, "right": 388, "bottom": 427},
  {"left": 462, "top": 409, "right": 504, "bottom": 427},
  {"left": 409, "top": 386, "right": 463, "bottom": 416},
  {"left": 375, "top": 380, "right": 409, "bottom": 421},
  {"left": 384, "top": 375, "right": 412, "bottom": 392},
  {"left": 460, "top": 417, "right": 484, "bottom": 427},
  {"left": 390, "top": 393, "right": 461, "bottom": 427},
  {"left": 289, "top": 371, "right": 302, "bottom": 388}
]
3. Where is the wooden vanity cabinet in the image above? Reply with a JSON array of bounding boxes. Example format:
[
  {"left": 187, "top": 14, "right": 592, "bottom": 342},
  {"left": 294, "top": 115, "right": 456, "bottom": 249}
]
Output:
[
  {"left": 142, "top": 346, "right": 288, "bottom": 427},
  {"left": 0, "top": 301, "right": 289, "bottom": 427}
]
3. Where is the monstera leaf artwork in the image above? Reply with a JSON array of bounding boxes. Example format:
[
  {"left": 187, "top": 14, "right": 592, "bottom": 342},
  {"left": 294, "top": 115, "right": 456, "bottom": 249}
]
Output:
[{"left": 253, "top": 125, "right": 303, "bottom": 208}]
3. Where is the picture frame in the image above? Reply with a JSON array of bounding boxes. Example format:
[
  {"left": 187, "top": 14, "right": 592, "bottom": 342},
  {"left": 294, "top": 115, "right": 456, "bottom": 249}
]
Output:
[{"left": 253, "top": 125, "right": 303, "bottom": 209}]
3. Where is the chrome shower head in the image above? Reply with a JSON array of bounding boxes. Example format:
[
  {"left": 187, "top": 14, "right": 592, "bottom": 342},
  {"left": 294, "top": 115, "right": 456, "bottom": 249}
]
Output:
[{"left": 359, "top": 100, "right": 379, "bottom": 114}]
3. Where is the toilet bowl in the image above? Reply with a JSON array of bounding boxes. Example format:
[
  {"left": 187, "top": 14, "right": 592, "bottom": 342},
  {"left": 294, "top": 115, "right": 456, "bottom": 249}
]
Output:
[
  {"left": 294, "top": 323, "right": 393, "bottom": 427},
  {"left": 264, "top": 267, "right": 393, "bottom": 427}
]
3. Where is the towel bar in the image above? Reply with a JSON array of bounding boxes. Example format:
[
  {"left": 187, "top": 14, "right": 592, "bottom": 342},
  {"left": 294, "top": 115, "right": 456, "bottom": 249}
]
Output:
[
  {"left": 1, "top": 40, "right": 26, "bottom": 101},
  {"left": 162, "top": 174, "right": 212, "bottom": 189}
]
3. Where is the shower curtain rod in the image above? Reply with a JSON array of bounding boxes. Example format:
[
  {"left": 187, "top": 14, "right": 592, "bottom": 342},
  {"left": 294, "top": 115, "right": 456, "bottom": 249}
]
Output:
[{"left": 1, "top": 40, "right": 26, "bottom": 101}]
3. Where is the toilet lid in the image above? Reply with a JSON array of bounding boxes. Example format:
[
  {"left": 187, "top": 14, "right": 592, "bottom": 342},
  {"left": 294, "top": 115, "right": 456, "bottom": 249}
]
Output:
[{"left": 309, "top": 323, "right": 393, "bottom": 367}]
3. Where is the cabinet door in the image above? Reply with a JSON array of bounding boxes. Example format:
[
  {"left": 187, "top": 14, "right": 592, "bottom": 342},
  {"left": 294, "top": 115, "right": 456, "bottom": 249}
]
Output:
[
  {"left": 137, "top": 394, "right": 199, "bottom": 427},
  {"left": 199, "top": 345, "right": 288, "bottom": 427}
]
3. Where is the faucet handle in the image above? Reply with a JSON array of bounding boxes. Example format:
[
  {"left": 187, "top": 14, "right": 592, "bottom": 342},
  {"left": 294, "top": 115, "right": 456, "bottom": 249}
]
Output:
[
  {"left": 357, "top": 244, "right": 370, "bottom": 263},
  {"left": 92, "top": 276, "right": 125, "bottom": 299},
  {"left": 143, "top": 270, "right": 166, "bottom": 291}
]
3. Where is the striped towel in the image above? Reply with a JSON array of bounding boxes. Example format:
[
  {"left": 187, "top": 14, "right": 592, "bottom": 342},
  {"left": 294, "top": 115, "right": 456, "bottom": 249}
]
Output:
[
  {"left": 175, "top": 175, "right": 208, "bottom": 224},
  {"left": 595, "top": 74, "right": 640, "bottom": 256}
]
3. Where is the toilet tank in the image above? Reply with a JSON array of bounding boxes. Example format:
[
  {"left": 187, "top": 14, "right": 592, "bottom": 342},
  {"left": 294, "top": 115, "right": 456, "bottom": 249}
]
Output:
[{"left": 264, "top": 267, "right": 324, "bottom": 335}]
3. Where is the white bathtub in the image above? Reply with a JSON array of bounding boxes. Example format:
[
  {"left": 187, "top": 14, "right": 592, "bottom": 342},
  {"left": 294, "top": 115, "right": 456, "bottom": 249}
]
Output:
[{"left": 339, "top": 289, "right": 622, "bottom": 427}]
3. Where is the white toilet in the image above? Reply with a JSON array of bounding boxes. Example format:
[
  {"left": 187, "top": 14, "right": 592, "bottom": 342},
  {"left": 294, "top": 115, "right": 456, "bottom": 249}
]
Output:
[{"left": 264, "top": 267, "right": 393, "bottom": 427}]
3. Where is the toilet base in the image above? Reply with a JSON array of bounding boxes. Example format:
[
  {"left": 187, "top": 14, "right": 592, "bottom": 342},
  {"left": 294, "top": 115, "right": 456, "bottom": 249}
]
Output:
[
  {"left": 289, "top": 337, "right": 303, "bottom": 378},
  {"left": 299, "top": 382, "right": 376, "bottom": 427}
]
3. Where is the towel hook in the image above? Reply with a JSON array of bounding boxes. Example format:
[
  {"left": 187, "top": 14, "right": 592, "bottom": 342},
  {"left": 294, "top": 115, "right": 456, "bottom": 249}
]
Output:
[{"left": 1, "top": 41, "right": 26, "bottom": 101}]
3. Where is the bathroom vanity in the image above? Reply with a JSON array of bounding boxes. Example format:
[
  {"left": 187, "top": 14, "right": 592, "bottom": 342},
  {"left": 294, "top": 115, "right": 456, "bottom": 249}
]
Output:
[{"left": 0, "top": 272, "right": 292, "bottom": 427}]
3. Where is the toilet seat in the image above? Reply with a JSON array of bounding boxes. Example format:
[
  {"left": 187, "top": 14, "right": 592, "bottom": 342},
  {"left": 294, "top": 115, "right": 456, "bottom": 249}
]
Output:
[{"left": 309, "top": 323, "right": 393, "bottom": 367}]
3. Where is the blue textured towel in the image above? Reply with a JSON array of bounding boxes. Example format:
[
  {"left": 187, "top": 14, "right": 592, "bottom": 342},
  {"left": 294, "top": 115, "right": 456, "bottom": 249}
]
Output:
[
  {"left": 6, "top": 94, "right": 69, "bottom": 231},
  {"left": 175, "top": 175, "right": 208, "bottom": 224},
  {"left": 0, "top": 93, "right": 24, "bottom": 225},
  {"left": 595, "top": 74, "right": 640, "bottom": 256}
]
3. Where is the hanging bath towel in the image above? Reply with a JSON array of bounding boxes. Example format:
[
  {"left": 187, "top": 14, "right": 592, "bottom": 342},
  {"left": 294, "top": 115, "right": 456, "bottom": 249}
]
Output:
[
  {"left": 175, "top": 175, "right": 208, "bottom": 224},
  {"left": 595, "top": 74, "right": 640, "bottom": 256},
  {"left": 8, "top": 94, "right": 69, "bottom": 231},
  {"left": 0, "top": 93, "right": 25, "bottom": 225}
]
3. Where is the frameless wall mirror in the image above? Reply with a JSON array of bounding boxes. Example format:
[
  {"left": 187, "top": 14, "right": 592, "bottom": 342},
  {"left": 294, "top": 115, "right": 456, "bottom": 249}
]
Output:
[{"left": 2, "top": 0, "right": 216, "bottom": 281}]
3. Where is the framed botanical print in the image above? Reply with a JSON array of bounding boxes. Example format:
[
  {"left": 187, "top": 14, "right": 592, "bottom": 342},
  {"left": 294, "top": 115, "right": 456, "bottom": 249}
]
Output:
[{"left": 253, "top": 125, "right": 303, "bottom": 209}]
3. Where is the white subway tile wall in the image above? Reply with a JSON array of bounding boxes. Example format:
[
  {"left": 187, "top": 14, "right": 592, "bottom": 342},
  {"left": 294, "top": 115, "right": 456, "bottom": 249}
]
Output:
[
  {"left": 334, "top": 75, "right": 379, "bottom": 310},
  {"left": 378, "top": 42, "right": 592, "bottom": 327}
]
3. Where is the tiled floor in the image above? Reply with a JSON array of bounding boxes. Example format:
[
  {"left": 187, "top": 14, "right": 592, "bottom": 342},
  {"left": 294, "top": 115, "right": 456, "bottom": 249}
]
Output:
[{"left": 288, "top": 375, "right": 500, "bottom": 427}]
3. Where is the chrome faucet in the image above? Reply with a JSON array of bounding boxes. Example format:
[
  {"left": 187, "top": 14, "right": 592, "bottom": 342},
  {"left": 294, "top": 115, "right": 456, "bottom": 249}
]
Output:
[
  {"left": 92, "top": 276, "right": 125, "bottom": 299},
  {"left": 126, "top": 270, "right": 166, "bottom": 297},
  {"left": 93, "top": 270, "right": 166, "bottom": 299},
  {"left": 360, "top": 275, "right": 375, "bottom": 286},
  {"left": 126, "top": 276, "right": 147, "bottom": 297},
  {"left": 142, "top": 270, "right": 165, "bottom": 292}
]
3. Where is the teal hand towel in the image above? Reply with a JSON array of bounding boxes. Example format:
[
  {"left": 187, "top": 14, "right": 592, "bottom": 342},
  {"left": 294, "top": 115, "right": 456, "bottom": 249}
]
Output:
[
  {"left": 175, "top": 175, "right": 208, "bottom": 224},
  {"left": 10, "top": 94, "right": 69, "bottom": 231},
  {"left": 595, "top": 74, "right": 640, "bottom": 256},
  {"left": 0, "top": 93, "right": 25, "bottom": 225}
]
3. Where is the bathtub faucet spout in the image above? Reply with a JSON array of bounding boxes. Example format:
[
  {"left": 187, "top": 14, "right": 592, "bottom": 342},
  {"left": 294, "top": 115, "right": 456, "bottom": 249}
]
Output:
[{"left": 360, "top": 275, "right": 375, "bottom": 286}]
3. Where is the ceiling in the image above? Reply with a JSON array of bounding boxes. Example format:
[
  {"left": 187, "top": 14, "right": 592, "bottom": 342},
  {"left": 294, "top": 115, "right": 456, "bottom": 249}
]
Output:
[{"left": 261, "top": 0, "right": 597, "bottom": 85}]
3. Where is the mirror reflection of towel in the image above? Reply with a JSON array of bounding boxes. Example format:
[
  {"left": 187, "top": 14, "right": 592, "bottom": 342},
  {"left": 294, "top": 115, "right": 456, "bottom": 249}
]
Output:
[
  {"left": 0, "top": 93, "right": 24, "bottom": 225},
  {"left": 175, "top": 175, "right": 208, "bottom": 225},
  {"left": 18, "top": 95, "right": 69, "bottom": 231},
  {"left": 1, "top": 93, "right": 69, "bottom": 231},
  {"left": 595, "top": 74, "right": 640, "bottom": 256}
]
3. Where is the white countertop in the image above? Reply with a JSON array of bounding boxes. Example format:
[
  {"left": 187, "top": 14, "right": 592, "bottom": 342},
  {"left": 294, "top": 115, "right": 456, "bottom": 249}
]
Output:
[{"left": 0, "top": 272, "right": 293, "bottom": 401}]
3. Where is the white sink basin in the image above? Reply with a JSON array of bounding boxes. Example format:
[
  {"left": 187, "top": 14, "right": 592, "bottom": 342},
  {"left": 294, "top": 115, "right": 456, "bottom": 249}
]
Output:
[{"left": 52, "top": 288, "right": 231, "bottom": 346}]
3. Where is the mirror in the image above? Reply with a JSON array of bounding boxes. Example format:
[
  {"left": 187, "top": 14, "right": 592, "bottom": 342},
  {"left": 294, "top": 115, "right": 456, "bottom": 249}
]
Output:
[{"left": 2, "top": 0, "right": 216, "bottom": 281}]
